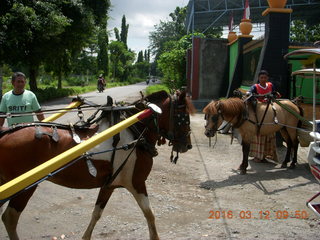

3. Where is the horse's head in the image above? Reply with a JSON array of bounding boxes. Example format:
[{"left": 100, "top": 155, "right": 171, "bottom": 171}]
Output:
[
  {"left": 203, "top": 100, "right": 223, "bottom": 138},
  {"left": 203, "top": 98, "right": 245, "bottom": 138},
  {"left": 144, "top": 90, "right": 195, "bottom": 154}
]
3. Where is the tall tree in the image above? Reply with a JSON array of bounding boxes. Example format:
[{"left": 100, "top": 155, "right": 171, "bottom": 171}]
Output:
[
  {"left": 144, "top": 50, "right": 148, "bottom": 62},
  {"left": 97, "top": 23, "right": 109, "bottom": 76},
  {"left": 137, "top": 51, "right": 144, "bottom": 63},
  {"left": 114, "top": 27, "right": 120, "bottom": 41},
  {"left": 120, "top": 15, "right": 129, "bottom": 48}
]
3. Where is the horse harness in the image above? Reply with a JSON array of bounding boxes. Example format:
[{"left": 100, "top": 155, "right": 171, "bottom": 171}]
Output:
[
  {"left": 244, "top": 94, "right": 279, "bottom": 134},
  {"left": 157, "top": 94, "right": 190, "bottom": 164},
  {"left": 0, "top": 94, "right": 190, "bottom": 191},
  {"left": 207, "top": 95, "right": 279, "bottom": 135}
]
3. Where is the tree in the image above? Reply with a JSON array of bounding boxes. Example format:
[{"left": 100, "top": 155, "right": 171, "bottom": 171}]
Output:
[
  {"left": 144, "top": 50, "right": 150, "bottom": 62},
  {"left": 0, "top": 0, "right": 111, "bottom": 90},
  {"left": 109, "top": 41, "right": 134, "bottom": 81},
  {"left": 149, "top": 7, "right": 187, "bottom": 60},
  {"left": 137, "top": 51, "right": 144, "bottom": 63},
  {"left": 133, "top": 49, "right": 150, "bottom": 79},
  {"left": 114, "top": 27, "right": 120, "bottom": 41},
  {"left": 158, "top": 33, "right": 205, "bottom": 89},
  {"left": 120, "top": 15, "right": 129, "bottom": 48},
  {"left": 0, "top": 1, "right": 71, "bottom": 90},
  {"left": 97, "top": 23, "right": 109, "bottom": 76},
  {"left": 290, "top": 20, "right": 320, "bottom": 43}
]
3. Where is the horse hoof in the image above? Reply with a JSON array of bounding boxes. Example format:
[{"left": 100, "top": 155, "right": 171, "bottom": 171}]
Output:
[
  {"left": 281, "top": 164, "right": 287, "bottom": 168},
  {"left": 240, "top": 169, "right": 247, "bottom": 175}
]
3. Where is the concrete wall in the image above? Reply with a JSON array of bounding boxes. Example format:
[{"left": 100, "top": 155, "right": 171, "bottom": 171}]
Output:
[{"left": 191, "top": 38, "right": 228, "bottom": 109}]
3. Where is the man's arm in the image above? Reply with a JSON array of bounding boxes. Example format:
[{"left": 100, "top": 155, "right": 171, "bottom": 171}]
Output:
[
  {"left": 35, "top": 110, "right": 45, "bottom": 121},
  {"left": 249, "top": 85, "right": 257, "bottom": 94},
  {"left": 0, "top": 117, "right": 5, "bottom": 127}
]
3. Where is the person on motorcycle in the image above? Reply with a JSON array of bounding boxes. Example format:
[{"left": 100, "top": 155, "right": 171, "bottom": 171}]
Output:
[{"left": 97, "top": 74, "right": 106, "bottom": 93}]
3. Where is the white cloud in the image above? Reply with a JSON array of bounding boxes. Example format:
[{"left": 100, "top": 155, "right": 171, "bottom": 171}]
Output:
[{"left": 109, "top": 0, "right": 188, "bottom": 53}]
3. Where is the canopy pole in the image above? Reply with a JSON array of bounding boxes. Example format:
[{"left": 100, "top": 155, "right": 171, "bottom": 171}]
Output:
[{"left": 313, "top": 61, "right": 317, "bottom": 133}]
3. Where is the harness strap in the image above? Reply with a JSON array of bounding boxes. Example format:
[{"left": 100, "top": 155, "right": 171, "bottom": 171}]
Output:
[
  {"left": 271, "top": 101, "right": 279, "bottom": 124},
  {"left": 103, "top": 125, "right": 149, "bottom": 188},
  {"left": 165, "top": 95, "right": 175, "bottom": 141},
  {"left": 111, "top": 111, "right": 121, "bottom": 166},
  {"left": 257, "top": 100, "right": 271, "bottom": 135}
]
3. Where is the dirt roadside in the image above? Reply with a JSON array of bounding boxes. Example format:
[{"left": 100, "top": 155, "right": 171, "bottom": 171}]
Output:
[{"left": 1, "top": 110, "right": 320, "bottom": 239}]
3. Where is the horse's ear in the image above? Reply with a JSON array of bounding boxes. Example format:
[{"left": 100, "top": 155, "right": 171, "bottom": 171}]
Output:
[
  {"left": 107, "top": 96, "right": 113, "bottom": 106},
  {"left": 179, "top": 91, "right": 196, "bottom": 115},
  {"left": 216, "top": 101, "right": 221, "bottom": 112}
]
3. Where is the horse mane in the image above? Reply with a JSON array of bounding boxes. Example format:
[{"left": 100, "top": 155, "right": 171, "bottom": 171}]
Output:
[
  {"left": 203, "top": 98, "right": 245, "bottom": 118},
  {"left": 203, "top": 100, "right": 217, "bottom": 115},
  {"left": 133, "top": 90, "right": 195, "bottom": 114},
  {"left": 185, "top": 96, "right": 196, "bottom": 114},
  {"left": 144, "top": 90, "right": 169, "bottom": 103}
]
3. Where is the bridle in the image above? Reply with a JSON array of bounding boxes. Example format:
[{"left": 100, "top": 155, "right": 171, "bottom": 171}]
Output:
[
  {"left": 205, "top": 101, "right": 245, "bottom": 136},
  {"left": 159, "top": 94, "right": 191, "bottom": 164},
  {"left": 160, "top": 95, "right": 190, "bottom": 141},
  {"left": 205, "top": 103, "right": 225, "bottom": 136}
]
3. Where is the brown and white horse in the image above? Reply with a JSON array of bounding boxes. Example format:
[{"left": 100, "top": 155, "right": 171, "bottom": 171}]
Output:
[
  {"left": 0, "top": 90, "right": 194, "bottom": 240},
  {"left": 203, "top": 97, "right": 301, "bottom": 174}
]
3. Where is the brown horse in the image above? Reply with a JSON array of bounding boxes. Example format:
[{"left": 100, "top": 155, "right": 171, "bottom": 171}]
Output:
[
  {"left": 0, "top": 90, "right": 195, "bottom": 240},
  {"left": 203, "top": 97, "right": 301, "bottom": 174}
]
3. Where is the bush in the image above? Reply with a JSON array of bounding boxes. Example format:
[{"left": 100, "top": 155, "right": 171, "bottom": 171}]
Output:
[
  {"left": 65, "top": 76, "right": 89, "bottom": 86},
  {"left": 34, "top": 87, "right": 76, "bottom": 103}
]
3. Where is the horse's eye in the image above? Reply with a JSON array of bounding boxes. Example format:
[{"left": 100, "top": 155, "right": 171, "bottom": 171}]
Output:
[{"left": 211, "top": 115, "right": 218, "bottom": 121}]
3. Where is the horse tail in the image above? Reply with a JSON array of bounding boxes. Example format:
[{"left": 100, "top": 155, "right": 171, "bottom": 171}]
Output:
[{"left": 297, "top": 105, "right": 304, "bottom": 129}]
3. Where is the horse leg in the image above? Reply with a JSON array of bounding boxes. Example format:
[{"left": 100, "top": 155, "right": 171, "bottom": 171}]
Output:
[
  {"left": 239, "top": 142, "right": 250, "bottom": 175},
  {"left": 82, "top": 186, "right": 115, "bottom": 240},
  {"left": 287, "top": 128, "right": 299, "bottom": 169},
  {"left": 1, "top": 187, "right": 37, "bottom": 240},
  {"left": 289, "top": 140, "right": 299, "bottom": 169},
  {"left": 280, "top": 128, "right": 291, "bottom": 168},
  {"left": 128, "top": 184, "right": 159, "bottom": 240}
]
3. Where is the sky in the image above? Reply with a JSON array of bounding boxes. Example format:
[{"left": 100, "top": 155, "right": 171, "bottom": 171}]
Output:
[{"left": 109, "top": 0, "right": 188, "bottom": 53}]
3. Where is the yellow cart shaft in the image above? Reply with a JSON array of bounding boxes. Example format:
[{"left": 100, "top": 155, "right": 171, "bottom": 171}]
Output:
[
  {"left": 42, "top": 101, "right": 83, "bottom": 122},
  {"left": 0, "top": 109, "right": 153, "bottom": 200}
]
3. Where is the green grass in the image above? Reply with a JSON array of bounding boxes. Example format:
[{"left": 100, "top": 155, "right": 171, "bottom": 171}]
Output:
[
  {"left": 1, "top": 77, "right": 145, "bottom": 103},
  {"left": 145, "top": 84, "right": 170, "bottom": 95}
]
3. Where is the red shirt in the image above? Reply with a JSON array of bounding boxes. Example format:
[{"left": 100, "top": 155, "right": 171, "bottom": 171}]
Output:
[{"left": 255, "top": 82, "right": 273, "bottom": 102}]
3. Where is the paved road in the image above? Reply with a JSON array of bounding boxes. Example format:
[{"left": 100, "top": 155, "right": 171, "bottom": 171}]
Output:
[{"left": 41, "top": 82, "right": 150, "bottom": 124}]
